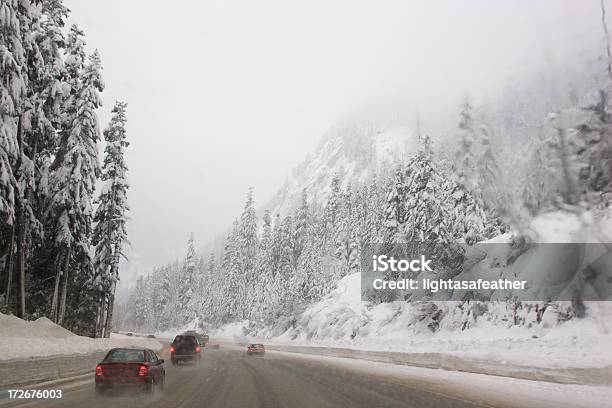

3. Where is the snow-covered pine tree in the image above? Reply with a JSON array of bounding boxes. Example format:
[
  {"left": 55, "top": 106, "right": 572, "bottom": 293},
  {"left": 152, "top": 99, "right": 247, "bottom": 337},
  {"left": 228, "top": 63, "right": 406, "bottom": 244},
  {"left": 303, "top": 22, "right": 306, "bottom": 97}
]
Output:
[
  {"left": 239, "top": 188, "right": 258, "bottom": 263},
  {"left": 49, "top": 47, "right": 104, "bottom": 325},
  {"left": 0, "top": 0, "right": 41, "bottom": 317},
  {"left": 335, "top": 184, "right": 359, "bottom": 277},
  {"left": 17, "top": 0, "right": 70, "bottom": 319},
  {"left": 0, "top": 1, "right": 25, "bottom": 317},
  {"left": 455, "top": 97, "right": 477, "bottom": 192},
  {"left": 322, "top": 174, "right": 342, "bottom": 242},
  {"left": 402, "top": 148, "right": 465, "bottom": 279},
  {"left": 251, "top": 210, "right": 273, "bottom": 322},
  {"left": 199, "top": 250, "right": 216, "bottom": 322},
  {"left": 61, "top": 25, "right": 85, "bottom": 116},
  {"left": 178, "top": 233, "right": 197, "bottom": 324},
  {"left": 476, "top": 126, "right": 498, "bottom": 203},
  {"left": 92, "top": 101, "right": 129, "bottom": 337},
  {"left": 132, "top": 275, "right": 147, "bottom": 329},
  {"left": 0, "top": 0, "right": 28, "bottom": 229},
  {"left": 364, "top": 173, "right": 387, "bottom": 243},
  {"left": 573, "top": 90, "right": 612, "bottom": 207},
  {"left": 475, "top": 126, "right": 506, "bottom": 237},
  {"left": 293, "top": 189, "right": 309, "bottom": 262},
  {"left": 13, "top": 3, "right": 43, "bottom": 315},
  {"left": 384, "top": 166, "right": 407, "bottom": 237},
  {"left": 157, "top": 265, "right": 172, "bottom": 330},
  {"left": 220, "top": 219, "right": 240, "bottom": 322},
  {"left": 298, "top": 232, "right": 326, "bottom": 303},
  {"left": 237, "top": 188, "right": 258, "bottom": 317},
  {"left": 267, "top": 215, "right": 295, "bottom": 322}
]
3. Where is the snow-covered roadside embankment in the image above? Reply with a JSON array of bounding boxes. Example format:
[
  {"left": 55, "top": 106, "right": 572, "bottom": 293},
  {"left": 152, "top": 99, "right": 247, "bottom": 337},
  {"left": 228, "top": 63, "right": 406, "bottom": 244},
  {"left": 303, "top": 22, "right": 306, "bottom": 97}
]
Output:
[
  {"left": 0, "top": 313, "right": 163, "bottom": 361},
  {"left": 0, "top": 313, "right": 164, "bottom": 388}
]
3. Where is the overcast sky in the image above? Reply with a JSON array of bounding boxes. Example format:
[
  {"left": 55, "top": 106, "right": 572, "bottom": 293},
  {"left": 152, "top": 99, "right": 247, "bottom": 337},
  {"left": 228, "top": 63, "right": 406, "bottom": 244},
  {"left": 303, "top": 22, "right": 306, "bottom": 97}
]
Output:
[{"left": 63, "top": 0, "right": 606, "bottom": 288}]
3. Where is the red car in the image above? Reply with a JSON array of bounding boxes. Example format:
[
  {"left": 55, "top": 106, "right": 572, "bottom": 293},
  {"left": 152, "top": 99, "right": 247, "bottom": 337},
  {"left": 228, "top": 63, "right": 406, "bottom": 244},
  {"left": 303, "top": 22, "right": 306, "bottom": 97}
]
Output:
[
  {"left": 247, "top": 344, "right": 265, "bottom": 356},
  {"left": 95, "top": 348, "right": 165, "bottom": 393}
]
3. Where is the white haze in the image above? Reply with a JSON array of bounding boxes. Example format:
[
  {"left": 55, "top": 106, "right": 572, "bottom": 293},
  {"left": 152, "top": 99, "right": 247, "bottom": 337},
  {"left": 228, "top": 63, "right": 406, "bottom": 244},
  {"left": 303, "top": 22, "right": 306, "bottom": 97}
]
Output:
[{"left": 63, "top": 0, "right": 608, "bottom": 289}]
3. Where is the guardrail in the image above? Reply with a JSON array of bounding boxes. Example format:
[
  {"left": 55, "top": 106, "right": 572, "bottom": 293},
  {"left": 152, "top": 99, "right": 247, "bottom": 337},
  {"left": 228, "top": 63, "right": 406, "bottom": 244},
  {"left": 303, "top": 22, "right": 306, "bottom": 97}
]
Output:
[
  {"left": 250, "top": 343, "right": 612, "bottom": 386},
  {"left": 0, "top": 352, "right": 106, "bottom": 389},
  {"left": 0, "top": 343, "right": 165, "bottom": 389}
]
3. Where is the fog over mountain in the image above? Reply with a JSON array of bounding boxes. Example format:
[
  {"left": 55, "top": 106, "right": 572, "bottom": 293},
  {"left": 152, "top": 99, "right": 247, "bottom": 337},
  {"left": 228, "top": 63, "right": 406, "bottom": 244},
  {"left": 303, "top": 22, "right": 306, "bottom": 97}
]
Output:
[{"left": 62, "top": 0, "right": 606, "bottom": 290}]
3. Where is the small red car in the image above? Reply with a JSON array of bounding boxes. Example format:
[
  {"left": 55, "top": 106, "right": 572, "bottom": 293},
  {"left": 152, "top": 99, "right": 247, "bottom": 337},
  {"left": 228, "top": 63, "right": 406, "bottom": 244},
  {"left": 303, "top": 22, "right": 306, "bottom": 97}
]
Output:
[
  {"left": 247, "top": 344, "right": 265, "bottom": 356},
  {"left": 95, "top": 348, "right": 165, "bottom": 393}
]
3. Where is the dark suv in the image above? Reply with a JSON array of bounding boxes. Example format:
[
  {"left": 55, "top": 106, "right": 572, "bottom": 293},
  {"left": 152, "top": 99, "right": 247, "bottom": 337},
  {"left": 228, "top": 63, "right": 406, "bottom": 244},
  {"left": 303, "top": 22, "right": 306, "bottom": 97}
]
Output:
[{"left": 170, "top": 334, "right": 202, "bottom": 365}]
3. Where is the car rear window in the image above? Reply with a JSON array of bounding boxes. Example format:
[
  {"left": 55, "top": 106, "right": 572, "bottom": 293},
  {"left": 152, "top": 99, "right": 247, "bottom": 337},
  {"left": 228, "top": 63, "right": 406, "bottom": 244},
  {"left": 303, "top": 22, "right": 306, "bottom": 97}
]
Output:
[
  {"left": 104, "top": 349, "right": 145, "bottom": 362},
  {"left": 174, "top": 335, "right": 198, "bottom": 345},
  {"left": 250, "top": 344, "right": 264, "bottom": 349}
]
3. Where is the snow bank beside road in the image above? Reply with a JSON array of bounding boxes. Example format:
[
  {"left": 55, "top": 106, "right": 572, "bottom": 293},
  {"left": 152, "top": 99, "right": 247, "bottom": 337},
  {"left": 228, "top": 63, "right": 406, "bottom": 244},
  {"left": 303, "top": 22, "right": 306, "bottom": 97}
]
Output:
[
  {"left": 0, "top": 313, "right": 163, "bottom": 361},
  {"left": 236, "top": 272, "right": 612, "bottom": 370},
  {"left": 269, "top": 350, "right": 612, "bottom": 408}
]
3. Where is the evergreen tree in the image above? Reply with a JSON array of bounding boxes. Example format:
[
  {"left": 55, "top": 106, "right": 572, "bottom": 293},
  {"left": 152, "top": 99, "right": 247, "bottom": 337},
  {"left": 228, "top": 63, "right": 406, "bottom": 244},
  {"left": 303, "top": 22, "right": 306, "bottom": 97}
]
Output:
[
  {"left": 293, "top": 189, "right": 309, "bottom": 262},
  {"left": 335, "top": 184, "right": 359, "bottom": 277},
  {"left": 133, "top": 275, "right": 147, "bottom": 328},
  {"left": 157, "top": 265, "right": 172, "bottom": 330},
  {"left": 573, "top": 89, "right": 612, "bottom": 206},
  {"left": 1, "top": 0, "right": 39, "bottom": 317},
  {"left": 238, "top": 188, "right": 258, "bottom": 264},
  {"left": 49, "top": 46, "right": 104, "bottom": 325},
  {"left": 0, "top": 0, "right": 28, "bottom": 228},
  {"left": 455, "top": 97, "right": 477, "bottom": 191},
  {"left": 267, "top": 215, "right": 294, "bottom": 321},
  {"left": 323, "top": 174, "right": 342, "bottom": 240},
  {"left": 384, "top": 166, "right": 407, "bottom": 236},
  {"left": 91, "top": 101, "right": 129, "bottom": 337},
  {"left": 178, "top": 233, "right": 197, "bottom": 324},
  {"left": 220, "top": 219, "right": 240, "bottom": 322}
]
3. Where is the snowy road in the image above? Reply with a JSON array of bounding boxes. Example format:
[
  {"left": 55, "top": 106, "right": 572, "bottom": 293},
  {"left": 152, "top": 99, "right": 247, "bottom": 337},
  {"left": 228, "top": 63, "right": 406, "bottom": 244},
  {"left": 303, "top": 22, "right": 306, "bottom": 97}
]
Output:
[{"left": 1, "top": 346, "right": 610, "bottom": 408}]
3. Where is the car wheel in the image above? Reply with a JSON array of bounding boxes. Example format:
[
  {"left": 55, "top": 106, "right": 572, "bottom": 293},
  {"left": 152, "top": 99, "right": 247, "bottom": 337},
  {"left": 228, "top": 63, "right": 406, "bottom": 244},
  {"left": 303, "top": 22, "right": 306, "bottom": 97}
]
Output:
[
  {"left": 95, "top": 384, "right": 104, "bottom": 395},
  {"left": 159, "top": 375, "right": 165, "bottom": 390},
  {"left": 171, "top": 358, "right": 177, "bottom": 366}
]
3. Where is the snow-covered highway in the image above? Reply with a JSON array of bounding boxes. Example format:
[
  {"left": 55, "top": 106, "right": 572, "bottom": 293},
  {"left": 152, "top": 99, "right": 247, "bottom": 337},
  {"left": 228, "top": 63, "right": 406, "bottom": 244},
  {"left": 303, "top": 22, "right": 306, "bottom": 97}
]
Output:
[{"left": 1, "top": 345, "right": 610, "bottom": 408}]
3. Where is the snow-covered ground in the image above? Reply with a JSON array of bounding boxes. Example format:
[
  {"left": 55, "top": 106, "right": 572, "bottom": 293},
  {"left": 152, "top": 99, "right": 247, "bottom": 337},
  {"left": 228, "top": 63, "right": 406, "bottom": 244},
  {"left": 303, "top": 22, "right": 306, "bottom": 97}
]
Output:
[
  {"left": 0, "top": 313, "right": 163, "bottom": 361},
  {"left": 267, "top": 350, "right": 612, "bottom": 408}
]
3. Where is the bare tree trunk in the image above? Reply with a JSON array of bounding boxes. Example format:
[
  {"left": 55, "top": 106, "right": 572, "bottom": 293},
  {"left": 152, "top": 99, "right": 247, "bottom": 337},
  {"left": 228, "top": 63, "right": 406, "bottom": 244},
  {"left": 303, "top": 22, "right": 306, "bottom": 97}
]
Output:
[
  {"left": 57, "top": 246, "right": 72, "bottom": 325},
  {"left": 3, "top": 228, "right": 15, "bottom": 306},
  {"left": 104, "top": 290, "right": 115, "bottom": 338},
  {"left": 100, "top": 296, "right": 108, "bottom": 338},
  {"left": 15, "top": 212, "right": 25, "bottom": 318},
  {"left": 94, "top": 296, "right": 101, "bottom": 337},
  {"left": 104, "top": 241, "right": 121, "bottom": 338},
  {"left": 14, "top": 114, "right": 27, "bottom": 318},
  {"left": 96, "top": 295, "right": 108, "bottom": 338},
  {"left": 602, "top": 0, "right": 612, "bottom": 81},
  {"left": 50, "top": 251, "right": 64, "bottom": 322}
]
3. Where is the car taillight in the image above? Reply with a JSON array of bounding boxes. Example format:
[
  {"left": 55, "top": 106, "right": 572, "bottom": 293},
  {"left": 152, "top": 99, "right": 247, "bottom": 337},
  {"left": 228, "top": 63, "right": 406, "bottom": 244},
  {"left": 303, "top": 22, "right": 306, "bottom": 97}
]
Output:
[
  {"left": 95, "top": 365, "right": 103, "bottom": 376},
  {"left": 170, "top": 346, "right": 175, "bottom": 353},
  {"left": 138, "top": 365, "right": 148, "bottom": 377},
  {"left": 195, "top": 346, "right": 201, "bottom": 352}
]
